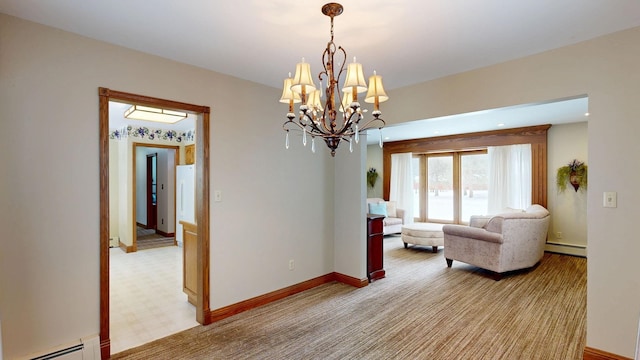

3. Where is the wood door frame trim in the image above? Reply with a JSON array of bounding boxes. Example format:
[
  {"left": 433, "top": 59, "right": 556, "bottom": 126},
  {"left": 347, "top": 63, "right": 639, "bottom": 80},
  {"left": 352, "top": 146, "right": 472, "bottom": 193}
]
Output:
[
  {"left": 98, "top": 87, "right": 211, "bottom": 359},
  {"left": 132, "top": 143, "right": 179, "bottom": 252},
  {"left": 145, "top": 152, "right": 157, "bottom": 231}
]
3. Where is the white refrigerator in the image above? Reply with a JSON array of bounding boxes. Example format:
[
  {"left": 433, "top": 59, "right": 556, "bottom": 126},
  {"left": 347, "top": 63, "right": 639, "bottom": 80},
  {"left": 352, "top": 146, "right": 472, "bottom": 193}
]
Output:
[{"left": 175, "top": 164, "right": 195, "bottom": 246}]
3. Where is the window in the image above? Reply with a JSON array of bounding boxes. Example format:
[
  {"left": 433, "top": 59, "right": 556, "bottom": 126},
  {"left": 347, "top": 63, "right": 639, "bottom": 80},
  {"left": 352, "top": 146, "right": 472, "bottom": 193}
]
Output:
[
  {"left": 412, "top": 157, "right": 420, "bottom": 217},
  {"left": 382, "top": 125, "right": 549, "bottom": 222},
  {"left": 427, "top": 155, "right": 453, "bottom": 221},
  {"left": 413, "top": 150, "right": 487, "bottom": 224},
  {"left": 460, "top": 152, "right": 488, "bottom": 222}
]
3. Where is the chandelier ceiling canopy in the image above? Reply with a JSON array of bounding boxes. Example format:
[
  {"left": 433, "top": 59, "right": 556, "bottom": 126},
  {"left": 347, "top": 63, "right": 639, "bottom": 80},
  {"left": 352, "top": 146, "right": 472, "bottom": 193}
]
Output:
[{"left": 280, "top": 2, "right": 388, "bottom": 157}]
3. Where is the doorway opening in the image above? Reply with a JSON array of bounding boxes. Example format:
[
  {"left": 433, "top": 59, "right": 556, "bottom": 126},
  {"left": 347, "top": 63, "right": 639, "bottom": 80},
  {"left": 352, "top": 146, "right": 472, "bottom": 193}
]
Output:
[
  {"left": 99, "top": 88, "right": 211, "bottom": 358},
  {"left": 131, "top": 143, "right": 179, "bottom": 252}
]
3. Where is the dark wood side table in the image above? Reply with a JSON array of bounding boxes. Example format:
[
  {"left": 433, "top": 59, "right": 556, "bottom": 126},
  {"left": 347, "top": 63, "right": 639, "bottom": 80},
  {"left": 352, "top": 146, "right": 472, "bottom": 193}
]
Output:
[{"left": 367, "top": 214, "right": 386, "bottom": 282}]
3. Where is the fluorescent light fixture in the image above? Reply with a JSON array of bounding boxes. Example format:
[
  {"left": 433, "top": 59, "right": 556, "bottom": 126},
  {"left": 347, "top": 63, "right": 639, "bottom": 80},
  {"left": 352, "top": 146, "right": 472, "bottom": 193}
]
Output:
[{"left": 124, "top": 105, "right": 187, "bottom": 124}]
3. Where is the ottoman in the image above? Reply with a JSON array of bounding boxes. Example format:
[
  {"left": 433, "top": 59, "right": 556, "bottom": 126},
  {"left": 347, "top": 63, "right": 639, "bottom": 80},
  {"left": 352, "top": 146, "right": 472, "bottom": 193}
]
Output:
[{"left": 401, "top": 223, "right": 444, "bottom": 253}]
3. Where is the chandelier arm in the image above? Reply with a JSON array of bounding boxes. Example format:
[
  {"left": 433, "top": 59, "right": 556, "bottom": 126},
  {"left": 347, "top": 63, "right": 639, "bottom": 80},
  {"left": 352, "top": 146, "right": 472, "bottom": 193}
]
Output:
[
  {"left": 283, "top": 118, "right": 306, "bottom": 132},
  {"left": 331, "top": 46, "right": 348, "bottom": 132},
  {"left": 336, "top": 45, "right": 347, "bottom": 87},
  {"left": 298, "top": 112, "right": 312, "bottom": 127},
  {"left": 332, "top": 108, "right": 361, "bottom": 136},
  {"left": 300, "top": 110, "right": 328, "bottom": 136},
  {"left": 299, "top": 110, "right": 324, "bottom": 135},
  {"left": 356, "top": 116, "right": 386, "bottom": 132},
  {"left": 285, "top": 115, "right": 339, "bottom": 141}
]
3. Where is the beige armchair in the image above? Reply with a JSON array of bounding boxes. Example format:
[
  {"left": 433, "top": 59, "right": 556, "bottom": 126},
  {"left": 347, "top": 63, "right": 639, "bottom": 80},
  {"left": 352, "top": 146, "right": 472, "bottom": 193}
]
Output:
[
  {"left": 366, "top": 198, "right": 405, "bottom": 235},
  {"left": 442, "top": 204, "right": 550, "bottom": 280}
]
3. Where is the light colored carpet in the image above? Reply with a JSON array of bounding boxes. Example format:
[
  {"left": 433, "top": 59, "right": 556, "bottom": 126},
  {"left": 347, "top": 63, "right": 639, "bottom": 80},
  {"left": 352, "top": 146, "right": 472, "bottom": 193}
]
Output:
[{"left": 112, "top": 236, "right": 586, "bottom": 359}]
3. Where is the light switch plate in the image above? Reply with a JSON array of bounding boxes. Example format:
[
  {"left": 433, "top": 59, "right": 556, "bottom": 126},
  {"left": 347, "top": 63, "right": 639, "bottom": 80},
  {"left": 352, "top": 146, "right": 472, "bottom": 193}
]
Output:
[
  {"left": 214, "top": 190, "right": 222, "bottom": 202},
  {"left": 603, "top": 192, "right": 617, "bottom": 208}
]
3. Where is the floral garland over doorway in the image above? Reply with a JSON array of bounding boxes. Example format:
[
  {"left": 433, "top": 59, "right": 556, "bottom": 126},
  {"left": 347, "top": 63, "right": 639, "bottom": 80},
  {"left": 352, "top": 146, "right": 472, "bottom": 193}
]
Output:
[{"left": 109, "top": 126, "right": 195, "bottom": 143}]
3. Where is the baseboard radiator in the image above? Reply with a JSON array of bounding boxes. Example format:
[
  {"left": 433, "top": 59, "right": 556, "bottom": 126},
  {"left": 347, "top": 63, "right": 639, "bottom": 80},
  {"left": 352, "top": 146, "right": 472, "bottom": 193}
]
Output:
[{"left": 26, "top": 336, "right": 99, "bottom": 360}]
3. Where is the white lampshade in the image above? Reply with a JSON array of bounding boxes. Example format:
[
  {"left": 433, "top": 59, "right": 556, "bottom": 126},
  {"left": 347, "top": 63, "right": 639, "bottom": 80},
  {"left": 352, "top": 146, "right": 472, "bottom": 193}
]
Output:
[
  {"left": 306, "top": 89, "right": 323, "bottom": 111},
  {"left": 279, "top": 77, "right": 301, "bottom": 104},
  {"left": 291, "top": 59, "right": 316, "bottom": 96},
  {"left": 342, "top": 59, "right": 367, "bottom": 94},
  {"left": 364, "top": 72, "right": 389, "bottom": 107}
]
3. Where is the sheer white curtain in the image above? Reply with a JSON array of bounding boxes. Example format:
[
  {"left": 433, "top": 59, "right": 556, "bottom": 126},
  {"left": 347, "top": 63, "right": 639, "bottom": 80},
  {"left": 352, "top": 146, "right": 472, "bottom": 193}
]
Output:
[
  {"left": 390, "top": 153, "right": 414, "bottom": 224},
  {"left": 487, "top": 144, "right": 532, "bottom": 214}
]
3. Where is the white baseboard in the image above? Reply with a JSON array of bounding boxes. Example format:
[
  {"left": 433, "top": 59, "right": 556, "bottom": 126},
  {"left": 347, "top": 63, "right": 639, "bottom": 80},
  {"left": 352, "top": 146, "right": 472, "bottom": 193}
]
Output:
[
  {"left": 20, "top": 334, "right": 99, "bottom": 360},
  {"left": 81, "top": 335, "right": 100, "bottom": 360},
  {"left": 545, "top": 242, "right": 587, "bottom": 257}
]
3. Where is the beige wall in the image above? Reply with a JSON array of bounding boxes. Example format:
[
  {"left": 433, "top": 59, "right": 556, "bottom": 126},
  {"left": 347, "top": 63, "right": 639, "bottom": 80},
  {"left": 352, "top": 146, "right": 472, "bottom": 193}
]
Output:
[
  {"left": 366, "top": 144, "right": 383, "bottom": 198},
  {"left": 108, "top": 140, "right": 120, "bottom": 240},
  {"left": 383, "top": 27, "right": 640, "bottom": 357},
  {"left": 333, "top": 140, "right": 367, "bottom": 279},
  {"left": 546, "top": 122, "right": 588, "bottom": 256},
  {"left": 117, "top": 140, "right": 131, "bottom": 246},
  {"left": 0, "top": 14, "right": 341, "bottom": 358}
]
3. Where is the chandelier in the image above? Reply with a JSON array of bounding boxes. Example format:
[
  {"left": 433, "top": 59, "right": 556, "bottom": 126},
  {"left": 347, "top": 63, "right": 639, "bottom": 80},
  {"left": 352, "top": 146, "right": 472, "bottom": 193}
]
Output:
[{"left": 280, "top": 2, "right": 388, "bottom": 157}]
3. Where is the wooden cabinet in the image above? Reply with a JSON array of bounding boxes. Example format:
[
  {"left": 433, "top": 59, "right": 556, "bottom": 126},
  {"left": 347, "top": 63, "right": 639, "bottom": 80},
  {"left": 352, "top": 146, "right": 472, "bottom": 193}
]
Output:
[
  {"left": 367, "top": 214, "right": 386, "bottom": 282},
  {"left": 181, "top": 220, "right": 197, "bottom": 305}
]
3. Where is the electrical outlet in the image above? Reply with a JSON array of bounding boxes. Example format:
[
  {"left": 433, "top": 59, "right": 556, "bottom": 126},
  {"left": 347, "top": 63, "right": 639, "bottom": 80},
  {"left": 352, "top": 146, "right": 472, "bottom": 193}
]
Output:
[
  {"left": 556, "top": 232, "right": 563, "bottom": 239},
  {"left": 289, "top": 259, "right": 295, "bottom": 271}
]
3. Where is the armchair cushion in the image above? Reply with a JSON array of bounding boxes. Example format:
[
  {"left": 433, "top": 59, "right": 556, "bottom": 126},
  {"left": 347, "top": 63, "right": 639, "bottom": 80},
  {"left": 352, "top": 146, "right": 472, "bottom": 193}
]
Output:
[
  {"left": 383, "top": 217, "right": 403, "bottom": 227},
  {"left": 469, "top": 215, "right": 492, "bottom": 228},
  {"left": 484, "top": 217, "right": 504, "bottom": 233},
  {"left": 442, "top": 225, "right": 504, "bottom": 244},
  {"left": 368, "top": 202, "right": 388, "bottom": 217},
  {"left": 385, "top": 201, "right": 398, "bottom": 218}
]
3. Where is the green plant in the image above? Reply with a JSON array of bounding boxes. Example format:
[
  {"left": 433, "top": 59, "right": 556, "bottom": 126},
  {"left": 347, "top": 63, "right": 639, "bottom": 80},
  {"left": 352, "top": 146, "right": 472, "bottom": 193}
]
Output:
[
  {"left": 367, "top": 168, "right": 379, "bottom": 189},
  {"left": 556, "top": 159, "right": 588, "bottom": 192}
]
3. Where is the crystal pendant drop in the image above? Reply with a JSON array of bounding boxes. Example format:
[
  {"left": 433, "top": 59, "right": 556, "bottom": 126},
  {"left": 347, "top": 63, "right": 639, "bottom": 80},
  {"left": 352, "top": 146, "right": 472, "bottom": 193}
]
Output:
[
  {"left": 349, "top": 140, "right": 353, "bottom": 153},
  {"left": 311, "top": 137, "right": 316, "bottom": 153},
  {"left": 303, "top": 130, "right": 307, "bottom": 147},
  {"left": 285, "top": 131, "right": 290, "bottom": 149},
  {"left": 379, "top": 130, "right": 383, "bottom": 148},
  {"left": 354, "top": 124, "right": 359, "bottom": 144}
]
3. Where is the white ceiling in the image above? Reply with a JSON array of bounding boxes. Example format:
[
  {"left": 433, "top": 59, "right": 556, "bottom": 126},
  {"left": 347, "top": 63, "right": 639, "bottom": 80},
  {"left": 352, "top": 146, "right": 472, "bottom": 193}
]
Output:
[
  {"left": 2, "top": 1, "right": 639, "bottom": 90},
  {"left": 367, "top": 96, "right": 589, "bottom": 144},
  {"left": 1, "top": 1, "right": 633, "bottom": 139}
]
